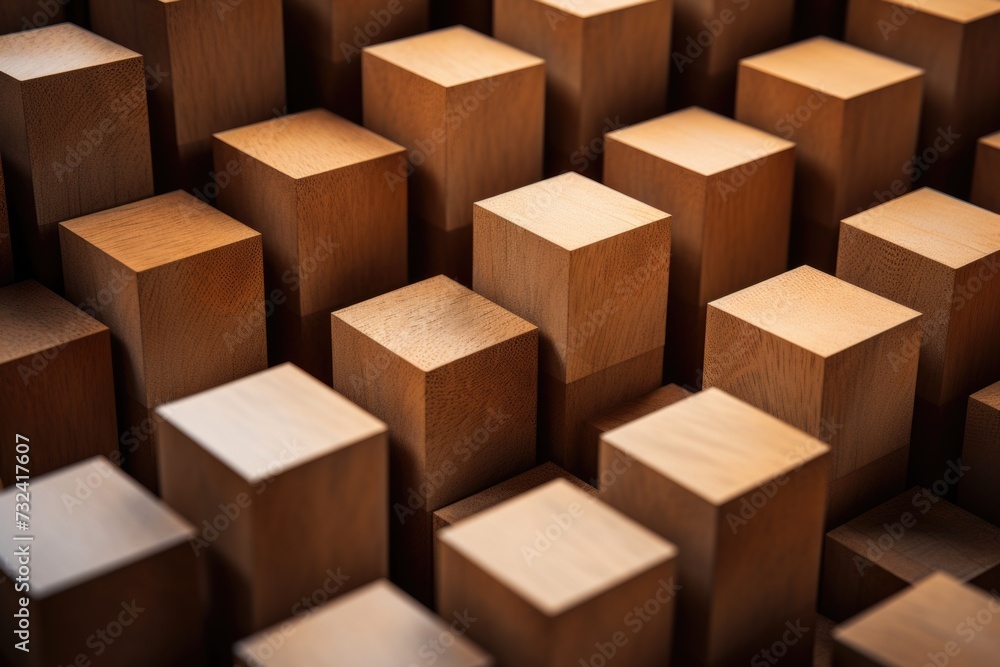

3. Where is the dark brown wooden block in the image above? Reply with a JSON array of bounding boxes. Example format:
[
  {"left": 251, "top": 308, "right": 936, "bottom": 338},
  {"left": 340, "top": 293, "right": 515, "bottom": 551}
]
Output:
[
  {"left": 958, "top": 381, "right": 1000, "bottom": 526},
  {"left": 0, "top": 156, "right": 12, "bottom": 285},
  {"left": 972, "top": 131, "right": 1000, "bottom": 214},
  {"left": 0, "top": 1, "right": 68, "bottom": 34}
]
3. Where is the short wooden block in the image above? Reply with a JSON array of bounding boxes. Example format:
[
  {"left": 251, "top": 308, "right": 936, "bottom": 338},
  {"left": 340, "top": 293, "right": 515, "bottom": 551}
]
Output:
[
  {"left": 363, "top": 26, "right": 543, "bottom": 233},
  {"left": 157, "top": 363, "right": 388, "bottom": 638},
  {"left": 234, "top": 580, "right": 491, "bottom": 667},
  {"left": 958, "top": 381, "right": 1000, "bottom": 526},
  {"left": 845, "top": 0, "right": 1000, "bottom": 197},
  {"left": 821, "top": 486, "right": 1000, "bottom": 623},
  {"left": 437, "top": 479, "right": 678, "bottom": 667},
  {"left": 604, "top": 107, "right": 795, "bottom": 385},
  {"left": 0, "top": 23, "right": 153, "bottom": 288},
  {"left": 972, "top": 131, "right": 1000, "bottom": 214},
  {"left": 832, "top": 572, "right": 1000, "bottom": 666},
  {"left": 0, "top": 156, "right": 12, "bottom": 285},
  {"left": 704, "top": 265, "right": 922, "bottom": 525},
  {"left": 600, "top": 388, "right": 829, "bottom": 666},
  {"left": 736, "top": 37, "right": 923, "bottom": 271},
  {"left": 0, "top": 457, "right": 203, "bottom": 667},
  {"left": 494, "top": 0, "right": 671, "bottom": 176},
  {"left": 90, "top": 0, "right": 286, "bottom": 192},
  {"left": 0, "top": 280, "right": 117, "bottom": 480}
]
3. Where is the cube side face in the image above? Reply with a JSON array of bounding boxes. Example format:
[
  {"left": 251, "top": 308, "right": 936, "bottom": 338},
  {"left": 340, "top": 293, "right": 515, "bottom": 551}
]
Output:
[
  {"left": 0, "top": 159, "right": 11, "bottom": 286},
  {"left": 820, "top": 533, "right": 908, "bottom": 623},
  {"left": 958, "top": 388, "right": 1000, "bottom": 526},
  {"left": 942, "top": 257, "right": 1000, "bottom": 405},
  {"left": 972, "top": 137, "right": 1000, "bottom": 214}
]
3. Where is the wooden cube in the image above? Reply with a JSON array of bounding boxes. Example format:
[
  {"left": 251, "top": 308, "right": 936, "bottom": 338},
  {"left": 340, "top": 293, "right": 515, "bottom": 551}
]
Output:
[
  {"left": 846, "top": 0, "right": 1000, "bottom": 197},
  {"left": 494, "top": 0, "right": 672, "bottom": 176},
  {"left": 0, "top": 457, "right": 203, "bottom": 667},
  {"left": 832, "top": 572, "right": 1000, "bottom": 666},
  {"left": 736, "top": 37, "right": 923, "bottom": 271},
  {"left": 437, "top": 479, "right": 678, "bottom": 667},
  {"left": 959, "top": 381, "right": 1000, "bottom": 526},
  {"left": 234, "top": 580, "right": 491, "bottom": 667},
  {"left": 821, "top": 486, "right": 1000, "bottom": 622},
  {"left": 0, "top": 156, "right": 12, "bottom": 285},
  {"left": 600, "top": 388, "right": 829, "bottom": 666},
  {"left": 89, "top": 0, "right": 286, "bottom": 192},
  {"left": 157, "top": 363, "right": 388, "bottom": 638},
  {"left": 972, "top": 131, "right": 1000, "bottom": 214},
  {"left": 605, "top": 107, "right": 795, "bottom": 385},
  {"left": 704, "top": 265, "right": 922, "bottom": 525},
  {"left": 0, "top": 23, "right": 153, "bottom": 288}
]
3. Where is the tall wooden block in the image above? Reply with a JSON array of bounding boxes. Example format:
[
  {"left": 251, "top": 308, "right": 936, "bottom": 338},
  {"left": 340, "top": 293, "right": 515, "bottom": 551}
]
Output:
[
  {"left": 157, "top": 363, "right": 387, "bottom": 639},
  {"left": 599, "top": 388, "right": 829, "bottom": 666},
  {"left": 494, "top": 0, "right": 672, "bottom": 176},
  {"left": 972, "top": 131, "right": 1000, "bottom": 214},
  {"left": 0, "top": 457, "right": 203, "bottom": 667},
  {"left": 605, "top": 107, "right": 795, "bottom": 385},
  {"left": 736, "top": 37, "right": 923, "bottom": 271},
  {"left": 704, "top": 265, "right": 922, "bottom": 525},
  {"left": 958, "top": 381, "right": 1000, "bottom": 526},
  {"left": 832, "top": 573, "right": 1000, "bottom": 666},
  {"left": 234, "top": 580, "right": 491, "bottom": 667},
  {"left": 0, "top": 23, "right": 153, "bottom": 288},
  {"left": 0, "top": 1, "right": 68, "bottom": 34},
  {"left": 331, "top": 275, "right": 538, "bottom": 601},
  {"left": 474, "top": 172, "right": 670, "bottom": 479},
  {"left": 845, "top": 0, "right": 1000, "bottom": 198},
  {"left": 821, "top": 486, "right": 1000, "bottom": 622},
  {"left": 89, "top": 0, "right": 286, "bottom": 192},
  {"left": 0, "top": 156, "right": 12, "bottom": 285},
  {"left": 437, "top": 479, "right": 678, "bottom": 667}
]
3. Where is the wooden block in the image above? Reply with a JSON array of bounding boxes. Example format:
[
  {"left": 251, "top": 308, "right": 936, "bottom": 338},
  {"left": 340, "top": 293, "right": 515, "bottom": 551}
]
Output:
[
  {"left": 410, "top": 217, "right": 473, "bottom": 285},
  {"left": 845, "top": 0, "right": 1000, "bottom": 197},
  {"left": 736, "top": 37, "right": 923, "bottom": 271},
  {"left": 494, "top": 0, "right": 672, "bottom": 176},
  {"left": 234, "top": 580, "right": 491, "bottom": 667},
  {"left": 704, "top": 265, "right": 922, "bottom": 525},
  {"left": 599, "top": 388, "right": 830, "bottom": 666},
  {"left": 363, "top": 26, "right": 542, "bottom": 232},
  {"left": 89, "top": 0, "right": 286, "bottom": 192},
  {"left": 0, "top": 156, "right": 12, "bottom": 285},
  {"left": 0, "top": 0, "right": 68, "bottom": 34},
  {"left": 972, "top": 131, "right": 1000, "bottom": 214},
  {"left": 832, "top": 572, "right": 1000, "bottom": 666},
  {"left": 269, "top": 308, "right": 336, "bottom": 385},
  {"left": 157, "top": 363, "right": 387, "bottom": 638},
  {"left": 815, "top": 614, "right": 835, "bottom": 667},
  {"left": 0, "top": 457, "right": 203, "bottom": 667},
  {"left": 437, "top": 479, "right": 678, "bottom": 667},
  {"left": 604, "top": 107, "right": 795, "bottom": 385},
  {"left": 0, "top": 23, "right": 153, "bottom": 288},
  {"left": 958, "top": 381, "right": 1000, "bottom": 526},
  {"left": 331, "top": 275, "right": 538, "bottom": 600}
]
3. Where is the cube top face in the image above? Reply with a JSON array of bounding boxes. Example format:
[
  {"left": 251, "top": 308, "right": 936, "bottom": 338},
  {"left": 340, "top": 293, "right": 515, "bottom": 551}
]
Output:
[
  {"left": 606, "top": 107, "right": 795, "bottom": 177},
  {"left": 0, "top": 23, "right": 139, "bottom": 82},
  {"left": 214, "top": 109, "right": 405, "bottom": 180},
  {"left": 0, "top": 280, "right": 107, "bottom": 364},
  {"left": 972, "top": 380, "right": 1000, "bottom": 410},
  {"left": 157, "top": 364, "right": 386, "bottom": 484},
  {"left": 234, "top": 580, "right": 491, "bottom": 667},
  {"left": 740, "top": 36, "right": 923, "bottom": 100},
  {"left": 332, "top": 275, "right": 537, "bottom": 372},
  {"left": 364, "top": 25, "right": 543, "bottom": 88},
  {"left": 842, "top": 188, "right": 1000, "bottom": 270},
  {"left": 0, "top": 457, "right": 192, "bottom": 599},
  {"left": 833, "top": 573, "right": 1000, "bottom": 664},
  {"left": 602, "top": 388, "right": 828, "bottom": 506},
  {"left": 710, "top": 266, "right": 921, "bottom": 358},
  {"left": 877, "top": 0, "right": 1000, "bottom": 23},
  {"left": 535, "top": 0, "right": 661, "bottom": 18},
  {"left": 60, "top": 191, "right": 260, "bottom": 273},
  {"left": 476, "top": 172, "right": 667, "bottom": 252},
  {"left": 438, "top": 479, "right": 677, "bottom": 616},
  {"left": 983, "top": 131, "right": 1000, "bottom": 151}
]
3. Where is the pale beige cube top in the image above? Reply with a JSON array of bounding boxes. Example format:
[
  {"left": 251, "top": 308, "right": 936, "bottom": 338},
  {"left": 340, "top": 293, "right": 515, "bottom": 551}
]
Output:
[
  {"left": 537, "top": 0, "right": 662, "bottom": 18},
  {"left": 0, "top": 280, "right": 108, "bottom": 364},
  {"left": 0, "top": 23, "right": 139, "bottom": 81}
]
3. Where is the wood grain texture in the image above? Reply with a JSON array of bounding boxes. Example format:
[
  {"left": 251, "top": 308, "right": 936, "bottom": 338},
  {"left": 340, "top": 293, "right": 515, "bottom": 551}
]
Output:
[
  {"left": 736, "top": 37, "right": 923, "bottom": 272},
  {"left": 599, "top": 388, "right": 829, "bottom": 666},
  {"left": 972, "top": 131, "right": 1000, "bottom": 214},
  {"left": 0, "top": 156, "right": 12, "bottom": 286},
  {"left": 0, "top": 457, "right": 203, "bottom": 667},
  {"left": 704, "top": 266, "right": 922, "bottom": 525},
  {"left": 437, "top": 479, "right": 678, "bottom": 667},
  {"left": 0, "top": 23, "right": 153, "bottom": 288},
  {"left": 958, "top": 381, "right": 1000, "bottom": 526}
]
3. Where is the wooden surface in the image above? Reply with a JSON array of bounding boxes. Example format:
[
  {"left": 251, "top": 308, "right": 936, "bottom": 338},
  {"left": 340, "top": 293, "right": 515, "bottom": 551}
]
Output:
[
  {"left": 958, "top": 380, "right": 1000, "bottom": 526},
  {"left": 972, "top": 130, "right": 1000, "bottom": 214},
  {"left": 0, "top": 156, "right": 11, "bottom": 285}
]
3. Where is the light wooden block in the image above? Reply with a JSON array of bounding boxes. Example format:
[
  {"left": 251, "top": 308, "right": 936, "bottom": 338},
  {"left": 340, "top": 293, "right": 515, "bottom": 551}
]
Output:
[
  {"left": 437, "top": 479, "right": 678, "bottom": 667},
  {"left": 958, "top": 381, "right": 1000, "bottom": 526},
  {"left": 89, "top": 0, "right": 286, "bottom": 192},
  {"left": 704, "top": 265, "right": 922, "bottom": 525},
  {"left": 845, "top": 0, "right": 1000, "bottom": 197},
  {"left": 832, "top": 572, "right": 1000, "bottom": 666},
  {"left": 0, "top": 156, "right": 12, "bottom": 285},
  {"left": 157, "top": 363, "right": 387, "bottom": 637},
  {"left": 0, "top": 457, "right": 203, "bottom": 667},
  {"left": 605, "top": 107, "right": 795, "bottom": 385},
  {"left": 494, "top": 0, "right": 672, "bottom": 176},
  {"left": 600, "top": 388, "right": 829, "bottom": 666},
  {"left": 972, "top": 131, "right": 1000, "bottom": 214},
  {"left": 736, "top": 37, "right": 923, "bottom": 271},
  {"left": 234, "top": 580, "right": 491, "bottom": 667},
  {"left": 0, "top": 280, "right": 117, "bottom": 480},
  {"left": 0, "top": 23, "right": 153, "bottom": 288}
]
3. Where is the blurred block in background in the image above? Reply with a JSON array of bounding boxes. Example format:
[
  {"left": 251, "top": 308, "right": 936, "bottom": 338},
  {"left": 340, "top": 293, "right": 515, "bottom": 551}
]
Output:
[
  {"left": 0, "top": 156, "right": 12, "bottom": 285},
  {"left": 972, "top": 131, "right": 1000, "bottom": 214},
  {"left": 958, "top": 381, "right": 1000, "bottom": 526}
]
